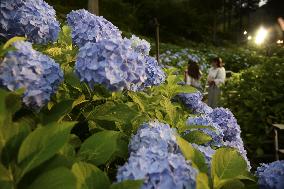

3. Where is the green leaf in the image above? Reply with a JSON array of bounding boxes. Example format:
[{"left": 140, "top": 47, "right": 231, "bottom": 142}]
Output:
[
  {"left": 160, "top": 97, "right": 176, "bottom": 125},
  {"left": 127, "top": 92, "right": 145, "bottom": 112},
  {"left": 110, "top": 180, "right": 144, "bottom": 189},
  {"left": 28, "top": 167, "right": 76, "bottom": 189},
  {"left": 183, "top": 130, "right": 212, "bottom": 145},
  {"left": 221, "top": 180, "right": 245, "bottom": 189},
  {"left": 72, "top": 95, "right": 89, "bottom": 108},
  {"left": 86, "top": 102, "right": 139, "bottom": 125},
  {"left": 176, "top": 135, "right": 208, "bottom": 173},
  {"left": 211, "top": 148, "right": 253, "bottom": 189},
  {"left": 78, "top": 130, "right": 121, "bottom": 165},
  {"left": 196, "top": 173, "right": 210, "bottom": 189},
  {"left": 1, "top": 122, "right": 30, "bottom": 166},
  {"left": 174, "top": 85, "right": 197, "bottom": 96},
  {"left": 42, "top": 100, "right": 74, "bottom": 124},
  {"left": 3, "top": 37, "right": 26, "bottom": 49},
  {"left": 18, "top": 122, "right": 76, "bottom": 177},
  {"left": 71, "top": 162, "right": 110, "bottom": 189},
  {"left": 0, "top": 163, "right": 13, "bottom": 189},
  {"left": 0, "top": 89, "right": 8, "bottom": 126}
]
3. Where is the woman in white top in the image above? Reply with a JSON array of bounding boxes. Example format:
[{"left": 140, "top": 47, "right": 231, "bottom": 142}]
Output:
[
  {"left": 184, "top": 60, "right": 202, "bottom": 91},
  {"left": 207, "top": 57, "right": 226, "bottom": 108}
]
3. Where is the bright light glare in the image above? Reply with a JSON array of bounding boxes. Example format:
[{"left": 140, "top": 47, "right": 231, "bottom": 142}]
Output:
[
  {"left": 255, "top": 27, "right": 268, "bottom": 45},
  {"left": 277, "top": 40, "right": 283, "bottom": 44},
  {"left": 244, "top": 31, "right": 247, "bottom": 35},
  {"left": 247, "top": 35, "right": 252, "bottom": 40}
]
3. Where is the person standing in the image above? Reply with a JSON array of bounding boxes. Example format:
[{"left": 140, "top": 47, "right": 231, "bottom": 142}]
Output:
[
  {"left": 184, "top": 60, "right": 203, "bottom": 91},
  {"left": 207, "top": 57, "right": 226, "bottom": 108}
]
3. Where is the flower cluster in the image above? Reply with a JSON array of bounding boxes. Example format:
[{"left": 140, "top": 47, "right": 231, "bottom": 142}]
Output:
[
  {"left": 66, "top": 9, "right": 122, "bottom": 47},
  {"left": 256, "top": 160, "right": 284, "bottom": 189},
  {"left": 75, "top": 39, "right": 146, "bottom": 91},
  {"left": 0, "top": 41, "right": 63, "bottom": 110},
  {"left": 128, "top": 35, "right": 151, "bottom": 56},
  {"left": 117, "top": 121, "right": 197, "bottom": 189},
  {"left": 143, "top": 56, "right": 166, "bottom": 88},
  {"left": 178, "top": 92, "right": 251, "bottom": 170},
  {"left": 0, "top": 0, "right": 60, "bottom": 44},
  {"left": 186, "top": 115, "right": 224, "bottom": 147},
  {"left": 208, "top": 108, "right": 240, "bottom": 142},
  {"left": 177, "top": 91, "right": 213, "bottom": 114}
]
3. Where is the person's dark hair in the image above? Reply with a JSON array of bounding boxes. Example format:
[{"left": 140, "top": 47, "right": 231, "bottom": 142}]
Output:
[
  {"left": 212, "top": 57, "right": 223, "bottom": 67},
  {"left": 187, "top": 60, "right": 201, "bottom": 80}
]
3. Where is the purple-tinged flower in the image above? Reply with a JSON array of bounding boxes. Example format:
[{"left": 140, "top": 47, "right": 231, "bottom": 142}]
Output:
[
  {"left": 0, "top": 41, "right": 63, "bottom": 110},
  {"left": 128, "top": 35, "right": 150, "bottom": 56},
  {"left": 256, "top": 160, "right": 284, "bottom": 189},
  {"left": 129, "top": 121, "right": 178, "bottom": 154},
  {"left": 143, "top": 56, "right": 166, "bottom": 87},
  {"left": 67, "top": 9, "right": 122, "bottom": 47},
  {"left": 0, "top": 0, "right": 60, "bottom": 44},
  {"left": 75, "top": 39, "right": 146, "bottom": 91},
  {"left": 186, "top": 115, "right": 224, "bottom": 147},
  {"left": 177, "top": 92, "right": 213, "bottom": 114}
]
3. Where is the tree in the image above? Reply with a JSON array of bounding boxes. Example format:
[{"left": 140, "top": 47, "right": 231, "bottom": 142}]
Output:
[{"left": 88, "top": 0, "right": 99, "bottom": 15}]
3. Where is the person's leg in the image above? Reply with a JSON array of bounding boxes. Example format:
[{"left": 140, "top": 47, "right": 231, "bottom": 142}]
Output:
[{"left": 208, "top": 86, "right": 220, "bottom": 108}]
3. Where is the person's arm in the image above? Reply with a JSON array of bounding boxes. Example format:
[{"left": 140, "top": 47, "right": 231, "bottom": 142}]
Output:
[{"left": 214, "top": 68, "right": 226, "bottom": 86}]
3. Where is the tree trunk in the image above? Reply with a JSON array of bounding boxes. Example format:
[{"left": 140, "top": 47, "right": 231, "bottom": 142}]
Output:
[{"left": 88, "top": 0, "right": 99, "bottom": 15}]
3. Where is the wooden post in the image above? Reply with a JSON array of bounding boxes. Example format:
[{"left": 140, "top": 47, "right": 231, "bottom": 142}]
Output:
[
  {"left": 88, "top": 0, "right": 99, "bottom": 15},
  {"left": 154, "top": 18, "right": 160, "bottom": 63}
]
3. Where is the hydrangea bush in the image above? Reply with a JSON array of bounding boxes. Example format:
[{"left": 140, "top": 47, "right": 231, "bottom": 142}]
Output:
[
  {"left": 67, "top": 9, "right": 122, "bottom": 47},
  {"left": 0, "top": 0, "right": 60, "bottom": 44},
  {"left": 75, "top": 39, "right": 146, "bottom": 91},
  {"left": 0, "top": 41, "right": 63, "bottom": 110},
  {"left": 117, "top": 121, "right": 198, "bottom": 189},
  {"left": 256, "top": 160, "right": 284, "bottom": 189}
]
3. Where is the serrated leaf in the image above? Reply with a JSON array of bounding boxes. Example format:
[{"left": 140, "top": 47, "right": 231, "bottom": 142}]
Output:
[
  {"left": 72, "top": 95, "right": 88, "bottom": 108},
  {"left": 110, "top": 180, "right": 144, "bottom": 189},
  {"left": 87, "top": 102, "right": 139, "bottom": 124},
  {"left": 196, "top": 173, "right": 210, "bottom": 189},
  {"left": 128, "top": 92, "right": 145, "bottom": 112},
  {"left": 221, "top": 180, "right": 245, "bottom": 189},
  {"left": 183, "top": 130, "right": 212, "bottom": 145},
  {"left": 18, "top": 122, "right": 76, "bottom": 177},
  {"left": 176, "top": 135, "right": 208, "bottom": 173},
  {"left": 71, "top": 162, "right": 110, "bottom": 189},
  {"left": 78, "top": 130, "right": 122, "bottom": 165},
  {"left": 28, "top": 167, "right": 76, "bottom": 189},
  {"left": 42, "top": 100, "right": 74, "bottom": 124},
  {"left": 211, "top": 148, "right": 253, "bottom": 189}
]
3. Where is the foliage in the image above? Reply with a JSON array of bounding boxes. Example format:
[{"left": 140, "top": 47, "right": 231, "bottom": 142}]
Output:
[{"left": 221, "top": 57, "right": 284, "bottom": 161}]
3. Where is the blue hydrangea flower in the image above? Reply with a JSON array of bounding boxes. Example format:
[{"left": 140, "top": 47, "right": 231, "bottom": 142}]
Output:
[
  {"left": 0, "top": 41, "right": 63, "bottom": 110},
  {"left": 208, "top": 108, "right": 240, "bottom": 142},
  {"left": 177, "top": 92, "right": 213, "bottom": 114},
  {"left": 128, "top": 35, "right": 151, "bottom": 56},
  {"left": 192, "top": 144, "right": 215, "bottom": 166},
  {"left": 66, "top": 9, "right": 122, "bottom": 47},
  {"left": 256, "top": 160, "right": 284, "bottom": 189},
  {"left": 143, "top": 56, "right": 166, "bottom": 87},
  {"left": 0, "top": 0, "right": 60, "bottom": 44},
  {"left": 75, "top": 39, "right": 146, "bottom": 91},
  {"left": 186, "top": 115, "right": 224, "bottom": 147},
  {"left": 188, "top": 54, "right": 200, "bottom": 63},
  {"left": 208, "top": 108, "right": 251, "bottom": 169},
  {"left": 117, "top": 121, "right": 198, "bottom": 189},
  {"left": 129, "top": 121, "right": 178, "bottom": 154}
]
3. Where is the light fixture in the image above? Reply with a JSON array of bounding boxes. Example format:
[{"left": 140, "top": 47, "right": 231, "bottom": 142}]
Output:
[
  {"left": 244, "top": 31, "right": 247, "bottom": 35},
  {"left": 247, "top": 35, "right": 252, "bottom": 40},
  {"left": 277, "top": 40, "right": 283, "bottom": 44},
  {"left": 255, "top": 27, "right": 268, "bottom": 45}
]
